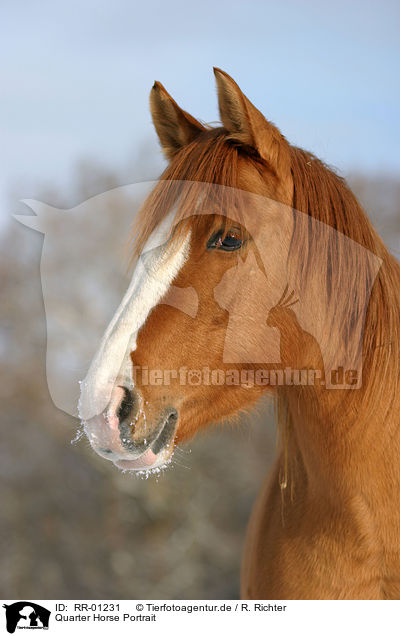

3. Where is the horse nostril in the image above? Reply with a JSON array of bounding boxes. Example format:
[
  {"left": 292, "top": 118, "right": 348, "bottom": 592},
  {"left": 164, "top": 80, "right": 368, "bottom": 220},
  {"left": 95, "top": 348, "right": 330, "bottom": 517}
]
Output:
[
  {"left": 117, "top": 386, "right": 135, "bottom": 423},
  {"left": 152, "top": 409, "right": 178, "bottom": 455}
]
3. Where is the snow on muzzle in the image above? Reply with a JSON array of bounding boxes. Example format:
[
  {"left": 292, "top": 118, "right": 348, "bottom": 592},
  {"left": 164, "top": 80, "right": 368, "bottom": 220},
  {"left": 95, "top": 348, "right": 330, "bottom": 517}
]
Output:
[{"left": 84, "top": 384, "right": 179, "bottom": 471}]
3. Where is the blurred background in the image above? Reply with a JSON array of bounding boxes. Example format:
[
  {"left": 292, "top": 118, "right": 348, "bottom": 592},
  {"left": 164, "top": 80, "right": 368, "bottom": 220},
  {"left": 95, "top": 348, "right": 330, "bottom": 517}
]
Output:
[{"left": 1, "top": 0, "right": 399, "bottom": 599}]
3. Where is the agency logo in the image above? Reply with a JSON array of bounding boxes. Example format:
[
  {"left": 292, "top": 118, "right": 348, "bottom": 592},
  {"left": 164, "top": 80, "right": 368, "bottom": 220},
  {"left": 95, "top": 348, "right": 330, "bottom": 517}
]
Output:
[
  {"left": 2, "top": 602, "right": 51, "bottom": 633},
  {"left": 15, "top": 180, "right": 382, "bottom": 420}
]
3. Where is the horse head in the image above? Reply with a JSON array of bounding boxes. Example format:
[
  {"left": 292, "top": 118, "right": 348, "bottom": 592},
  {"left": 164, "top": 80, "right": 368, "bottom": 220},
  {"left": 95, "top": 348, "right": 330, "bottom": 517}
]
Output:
[{"left": 79, "top": 69, "right": 380, "bottom": 473}]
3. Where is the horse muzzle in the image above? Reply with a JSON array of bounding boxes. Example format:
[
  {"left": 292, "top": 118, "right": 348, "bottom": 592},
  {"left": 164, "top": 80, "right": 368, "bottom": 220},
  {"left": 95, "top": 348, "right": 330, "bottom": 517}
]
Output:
[{"left": 83, "top": 385, "right": 178, "bottom": 472}]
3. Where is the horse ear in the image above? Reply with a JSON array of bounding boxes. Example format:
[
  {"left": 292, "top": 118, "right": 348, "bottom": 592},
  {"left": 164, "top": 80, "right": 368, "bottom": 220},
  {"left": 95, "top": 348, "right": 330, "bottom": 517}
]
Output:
[
  {"left": 213, "top": 68, "right": 290, "bottom": 177},
  {"left": 150, "top": 81, "right": 206, "bottom": 160}
]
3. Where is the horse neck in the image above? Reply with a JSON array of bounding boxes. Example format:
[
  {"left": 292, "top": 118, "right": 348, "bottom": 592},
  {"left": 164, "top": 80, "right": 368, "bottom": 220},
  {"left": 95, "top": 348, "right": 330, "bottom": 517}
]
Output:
[{"left": 279, "top": 252, "right": 400, "bottom": 501}]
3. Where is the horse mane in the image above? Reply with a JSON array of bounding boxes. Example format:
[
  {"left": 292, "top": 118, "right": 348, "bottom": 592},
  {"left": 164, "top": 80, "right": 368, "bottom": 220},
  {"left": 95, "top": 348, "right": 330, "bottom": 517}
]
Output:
[
  {"left": 289, "top": 147, "right": 400, "bottom": 417},
  {"left": 275, "top": 148, "right": 400, "bottom": 497}
]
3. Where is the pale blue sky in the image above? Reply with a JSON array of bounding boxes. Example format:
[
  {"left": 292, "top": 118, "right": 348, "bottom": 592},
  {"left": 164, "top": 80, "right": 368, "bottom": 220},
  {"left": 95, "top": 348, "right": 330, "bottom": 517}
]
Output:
[{"left": 1, "top": 0, "right": 399, "bottom": 216}]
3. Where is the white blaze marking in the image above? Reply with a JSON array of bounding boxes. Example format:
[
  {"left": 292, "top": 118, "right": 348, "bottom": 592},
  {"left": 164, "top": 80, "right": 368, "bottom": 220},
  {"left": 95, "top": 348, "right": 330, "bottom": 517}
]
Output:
[{"left": 79, "top": 211, "right": 190, "bottom": 420}]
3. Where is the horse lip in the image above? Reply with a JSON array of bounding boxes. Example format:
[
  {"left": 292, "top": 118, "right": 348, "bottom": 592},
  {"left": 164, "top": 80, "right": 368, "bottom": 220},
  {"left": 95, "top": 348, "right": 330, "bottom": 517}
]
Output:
[
  {"left": 118, "top": 406, "right": 178, "bottom": 453},
  {"left": 114, "top": 448, "right": 158, "bottom": 471},
  {"left": 114, "top": 407, "right": 178, "bottom": 471}
]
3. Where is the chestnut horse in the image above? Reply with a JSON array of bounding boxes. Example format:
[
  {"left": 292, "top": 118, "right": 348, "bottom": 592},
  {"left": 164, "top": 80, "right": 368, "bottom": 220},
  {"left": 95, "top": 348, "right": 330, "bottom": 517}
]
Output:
[{"left": 80, "top": 69, "right": 400, "bottom": 599}]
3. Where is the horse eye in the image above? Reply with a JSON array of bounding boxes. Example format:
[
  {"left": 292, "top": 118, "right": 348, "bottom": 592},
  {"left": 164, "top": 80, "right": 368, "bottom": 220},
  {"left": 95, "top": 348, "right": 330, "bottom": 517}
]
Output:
[{"left": 207, "top": 230, "right": 243, "bottom": 252}]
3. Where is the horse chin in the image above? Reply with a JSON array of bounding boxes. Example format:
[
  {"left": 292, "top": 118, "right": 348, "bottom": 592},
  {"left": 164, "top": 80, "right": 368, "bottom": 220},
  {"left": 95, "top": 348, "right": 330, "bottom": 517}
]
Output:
[{"left": 114, "top": 445, "right": 173, "bottom": 473}]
